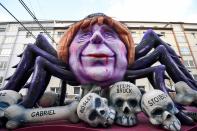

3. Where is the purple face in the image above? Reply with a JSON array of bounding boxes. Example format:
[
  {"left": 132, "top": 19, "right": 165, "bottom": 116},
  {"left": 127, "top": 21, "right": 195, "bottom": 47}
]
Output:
[{"left": 69, "top": 24, "right": 128, "bottom": 87}]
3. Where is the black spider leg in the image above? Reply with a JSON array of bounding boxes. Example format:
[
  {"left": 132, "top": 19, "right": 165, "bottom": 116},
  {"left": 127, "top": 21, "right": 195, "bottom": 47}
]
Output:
[
  {"left": 3, "top": 34, "right": 66, "bottom": 91},
  {"left": 34, "top": 34, "right": 57, "bottom": 57},
  {"left": 19, "top": 56, "right": 76, "bottom": 108},
  {"left": 132, "top": 29, "right": 197, "bottom": 90},
  {"left": 125, "top": 65, "right": 167, "bottom": 92},
  {"left": 130, "top": 44, "right": 195, "bottom": 90}
]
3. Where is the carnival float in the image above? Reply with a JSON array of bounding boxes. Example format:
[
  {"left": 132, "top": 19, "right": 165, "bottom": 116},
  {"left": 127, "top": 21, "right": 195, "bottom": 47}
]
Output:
[{"left": 0, "top": 13, "right": 196, "bottom": 131}]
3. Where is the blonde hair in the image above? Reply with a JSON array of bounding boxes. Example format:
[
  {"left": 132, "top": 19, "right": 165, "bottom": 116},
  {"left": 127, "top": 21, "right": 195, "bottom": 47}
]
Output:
[{"left": 58, "top": 15, "right": 135, "bottom": 65}]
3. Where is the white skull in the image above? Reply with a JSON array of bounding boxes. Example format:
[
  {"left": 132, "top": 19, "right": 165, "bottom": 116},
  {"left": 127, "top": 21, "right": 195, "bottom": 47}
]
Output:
[
  {"left": 141, "top": 90, "right": 181, "bottom": 131},
  {"left": 109, "top": 81, "right": 142, "bottom": 126},
  {"left": 0, "top": 90, "right": 22, "bottom": 117},
  {"left": 77, "top": 93, "right": 115, "bottom": 127}
]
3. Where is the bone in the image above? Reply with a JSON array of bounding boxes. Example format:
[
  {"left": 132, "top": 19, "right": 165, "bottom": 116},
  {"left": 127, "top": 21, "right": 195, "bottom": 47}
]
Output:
[
  {"left": 174, "top": 81, "right": 197, "bottom": 106},
  {"left": 4, "top": 101, "right": 79, "bottom": 129}
]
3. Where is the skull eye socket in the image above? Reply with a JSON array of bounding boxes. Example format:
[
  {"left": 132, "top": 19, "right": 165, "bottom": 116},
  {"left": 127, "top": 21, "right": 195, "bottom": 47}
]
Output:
[
  {"left": 166, "top": 103, "right": 173, "bottom": 111},
  {"left": 128, "top": 99, "right": 137, "bottom": 107},
  {"left": 95, "top": 98, "right": 101, "bottom": 108},
  {"left": 0, "top": 102, "right": 10, "bottom": 108},
  {"left": 151, "top": 108, "right": 163, "bottom": 116},
  {"left": 115, "top": 98, "right": 123, "bottom": 107},
  {"left": 89, "top": 110, "right": 98, "bottom": 120}
]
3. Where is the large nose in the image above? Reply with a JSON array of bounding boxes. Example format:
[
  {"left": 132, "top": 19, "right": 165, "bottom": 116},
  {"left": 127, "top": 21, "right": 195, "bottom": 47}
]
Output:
[
  {"left": 123, "top": 102, "right": 131, "bottom": 114},
  {"left": 91, "top": 32, "right": 103, "bottom": 44},
  {"left": 162, "top": 111, "right": 172, "bottom": 121}
]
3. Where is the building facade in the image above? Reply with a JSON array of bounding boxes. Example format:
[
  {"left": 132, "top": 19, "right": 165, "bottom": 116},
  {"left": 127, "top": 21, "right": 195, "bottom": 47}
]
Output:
[{"left": 0, "top": 20, "right": 197, "bottom": 97}]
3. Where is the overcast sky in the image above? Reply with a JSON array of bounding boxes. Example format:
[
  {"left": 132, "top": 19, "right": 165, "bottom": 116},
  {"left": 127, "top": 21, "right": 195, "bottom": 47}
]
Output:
[{"left": 1, "top": 0, "right": 197, "bottom": 22}]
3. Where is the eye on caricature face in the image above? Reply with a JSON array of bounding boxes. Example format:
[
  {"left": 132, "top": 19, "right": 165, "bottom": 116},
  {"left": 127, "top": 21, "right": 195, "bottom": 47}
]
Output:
[
  {"left": 69, "top": 24, "right": 128, "bottom": 87},
  {"left": 76, "top": 28, "right": 92, "bottom": 43}
]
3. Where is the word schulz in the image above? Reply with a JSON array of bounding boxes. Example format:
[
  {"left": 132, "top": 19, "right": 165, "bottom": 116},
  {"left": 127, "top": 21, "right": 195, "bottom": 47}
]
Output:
[{"left": 31, "top": 110, "right": 55, "bottom": 117}]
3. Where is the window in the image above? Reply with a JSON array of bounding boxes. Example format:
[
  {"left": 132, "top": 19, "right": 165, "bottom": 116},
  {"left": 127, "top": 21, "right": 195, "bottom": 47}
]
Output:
[
  {"left": 4, "top": 37, "right": 15, "bottom": 44},
  {"left": 0, "top": 76, "right": 3, "bottom": 87},
  {"left": 180, "top": 47, "right": 190, "bottom": 55},
  {"left": 50, "top": 87, "right": 60, "bottom": 93},
  {"left": 40, "top": 32, "right": 51, "bottom": 35},
  {"left": 0, "top": 28, "right": 5, "bottom": 32},
  {"left": 176, "top": 36, "right": 186, "bottom": 43},
  {"left": 161, "top": 32, "right": 165, "bottom": 37},
  {"left": 183, "top": 60, "right": 195, "bottom": 69},
  {"left": 0, "top": 49, "right": 11, "bottom": 56},
  {"left": 57, "top": 32, "right": 64, "bottom": 37},
  {"left": 189, "top": 60, "right": 195, "bottom": 67},
  {"left": 74, "top": 87, "right": 80, "bottom": 94},
  {"left": 0, "top": 61, "right": 7, "bottom": 69},
  {"left": 191, "top": 33, "right": 196, "bottom": 39},
  {"left": 131, "top": 31, "right": 137, "bottom": 38}
]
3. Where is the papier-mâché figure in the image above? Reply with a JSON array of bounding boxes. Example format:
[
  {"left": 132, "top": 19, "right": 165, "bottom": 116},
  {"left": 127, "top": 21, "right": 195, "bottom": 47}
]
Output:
[{"left": 2, "top": 13, "right": 196, "bottom": 125}]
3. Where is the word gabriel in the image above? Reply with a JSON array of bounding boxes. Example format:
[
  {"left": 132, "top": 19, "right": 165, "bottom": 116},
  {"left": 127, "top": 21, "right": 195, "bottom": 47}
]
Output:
[{"left": 31, "top": 110, "right": 56, "bottom": 117}]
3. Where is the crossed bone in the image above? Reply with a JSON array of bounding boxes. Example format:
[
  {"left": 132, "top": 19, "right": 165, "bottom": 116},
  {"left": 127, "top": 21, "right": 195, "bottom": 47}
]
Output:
[
  {"left": 0, "top": 90, "right": 79, "bottom": 129},
  {"left": 4, "top": 101, "right": 79, "bottom": 129}
]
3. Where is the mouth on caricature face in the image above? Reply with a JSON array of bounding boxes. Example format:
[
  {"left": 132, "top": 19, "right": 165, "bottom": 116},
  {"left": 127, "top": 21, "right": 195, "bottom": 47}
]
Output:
[
  {"left": 82, "top": 53, "right": 115, "bottom": 66},
  {"left": 80, "top": 51, "right": 116, "bottom": 82},
  {"left": 87, "top": 53, "right": 113, "bottom": 58}
]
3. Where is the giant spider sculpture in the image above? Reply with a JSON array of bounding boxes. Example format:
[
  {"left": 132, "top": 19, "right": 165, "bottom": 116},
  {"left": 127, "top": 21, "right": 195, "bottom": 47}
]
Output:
[{"left": 2, "top": 13, "right": 197, "bottom": 124}]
